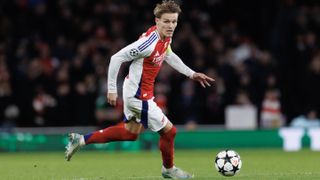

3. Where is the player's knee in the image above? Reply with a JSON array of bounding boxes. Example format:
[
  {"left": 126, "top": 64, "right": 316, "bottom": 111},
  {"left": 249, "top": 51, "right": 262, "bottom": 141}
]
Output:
[
  {"left": 125, "top": 120, "right": 144, "bottom": 134},
  {"left": 170, "top": 126, "right": 177, "bottom": 138},
  {"left": 161, "top": 126, "right": 177, "bottom": 140}
]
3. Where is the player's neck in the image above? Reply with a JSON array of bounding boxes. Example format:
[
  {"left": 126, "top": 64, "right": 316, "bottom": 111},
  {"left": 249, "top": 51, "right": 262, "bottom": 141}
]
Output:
[
  {"left": 160, "top": 35, "right": 166, "bottom": 40},
  {"left": 155, "top": 29, "right": 167, "bottom": 41},
  {"left": 158, "top": 34, "right": 166, "bottom": 41}
]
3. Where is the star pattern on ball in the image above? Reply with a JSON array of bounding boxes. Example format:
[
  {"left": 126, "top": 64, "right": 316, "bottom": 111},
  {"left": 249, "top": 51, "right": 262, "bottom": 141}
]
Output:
[{"left": 215, "top": 150, "right": 242, "bottom": 176}]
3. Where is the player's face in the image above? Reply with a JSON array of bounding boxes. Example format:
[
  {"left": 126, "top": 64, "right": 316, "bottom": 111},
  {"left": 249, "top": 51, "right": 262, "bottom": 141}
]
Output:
[{"left": 156, "top": 13, "right": 178, "bottom": 39}]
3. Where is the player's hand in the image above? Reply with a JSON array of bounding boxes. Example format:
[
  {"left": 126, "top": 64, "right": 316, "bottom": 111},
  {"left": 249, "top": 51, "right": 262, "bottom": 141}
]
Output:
[
  {"left": 107, "top": 93, "right": 118, "bottom": 106},
  {"left": 192, "top": 72, "right": 215, "bottom": 88}
]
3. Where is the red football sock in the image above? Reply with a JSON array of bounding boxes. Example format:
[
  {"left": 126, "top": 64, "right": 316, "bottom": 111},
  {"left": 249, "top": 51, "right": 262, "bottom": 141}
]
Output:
[
  {"left": 159, "top": 126, "right": 177, "bottom": 169},
  {"left": 84, "top": 122, "right": 138, "bottom": 144}
]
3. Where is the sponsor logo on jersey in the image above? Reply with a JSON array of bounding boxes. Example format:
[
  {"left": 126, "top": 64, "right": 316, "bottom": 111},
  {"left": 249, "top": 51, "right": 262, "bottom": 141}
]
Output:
[{"left": 152, "top": 51, "right": 165, "bottom": 66}]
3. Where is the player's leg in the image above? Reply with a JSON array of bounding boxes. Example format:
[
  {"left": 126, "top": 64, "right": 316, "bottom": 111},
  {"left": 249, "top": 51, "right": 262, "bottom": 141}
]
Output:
[
  {"left": 65, "top": 120, "right": 142, "bottom": 161},
  {"left": 158, "top": 121, "right": 175, "bottom": 168},
  {"left": 146, "top": 100, "right": 193, "bottom": 178},
  {"left": 65, "top": 89, "right": 144, "bottom": 161},
  {"left": 159, "top": 122, "right": 193, "bottom": 179},
  {"left": 84, "top": 120, "right": 141, "bottom": 144}
]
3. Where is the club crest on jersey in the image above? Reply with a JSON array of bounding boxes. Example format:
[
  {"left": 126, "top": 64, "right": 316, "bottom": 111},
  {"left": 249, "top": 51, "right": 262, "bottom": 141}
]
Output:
[
  {"left": 152, "top": 51, "right": 165, "bottom": 66},
  {"left": 129, "top": 48, "right": 139, "bottom": 57}
]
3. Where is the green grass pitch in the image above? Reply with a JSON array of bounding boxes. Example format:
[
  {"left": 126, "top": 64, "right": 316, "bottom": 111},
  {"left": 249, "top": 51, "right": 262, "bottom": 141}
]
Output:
[{"left": 1, "top": 149, "right": 320, "bottom": 180}]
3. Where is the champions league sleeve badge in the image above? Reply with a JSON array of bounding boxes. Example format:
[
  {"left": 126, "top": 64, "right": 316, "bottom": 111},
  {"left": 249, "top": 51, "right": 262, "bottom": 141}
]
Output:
[{"left": 129, "top": 48, "right": 139, "bottom": 57}]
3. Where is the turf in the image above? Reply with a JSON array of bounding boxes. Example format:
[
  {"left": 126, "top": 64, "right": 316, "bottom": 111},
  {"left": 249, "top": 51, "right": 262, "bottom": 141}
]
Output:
[{"left": 1, "top": 149, "right": 320, "bottom": 180}]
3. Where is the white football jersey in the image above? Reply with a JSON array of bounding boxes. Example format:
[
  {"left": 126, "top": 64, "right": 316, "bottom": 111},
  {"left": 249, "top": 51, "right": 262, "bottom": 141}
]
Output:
[{"left": 108, "top": 26, "right": 194, "bottom": 100}]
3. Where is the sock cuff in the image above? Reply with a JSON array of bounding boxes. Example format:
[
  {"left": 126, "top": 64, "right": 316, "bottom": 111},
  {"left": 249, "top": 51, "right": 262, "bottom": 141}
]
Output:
[{"left": 162, "top": 126, "right": 177, "bottom": 138}]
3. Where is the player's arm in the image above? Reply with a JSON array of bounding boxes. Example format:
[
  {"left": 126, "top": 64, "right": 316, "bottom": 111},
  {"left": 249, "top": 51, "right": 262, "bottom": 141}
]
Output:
[
  {"left": 165, "top": 45, "right": 215, "bottom": 88},
  {"left": 107, "top": 36, "right": 153, "bottom": 105}
]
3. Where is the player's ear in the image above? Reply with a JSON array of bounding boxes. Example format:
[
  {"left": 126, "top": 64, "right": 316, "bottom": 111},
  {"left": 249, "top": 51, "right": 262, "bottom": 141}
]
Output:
[{"left": 155, "top": 17, "right": 159, "bottom": 24}]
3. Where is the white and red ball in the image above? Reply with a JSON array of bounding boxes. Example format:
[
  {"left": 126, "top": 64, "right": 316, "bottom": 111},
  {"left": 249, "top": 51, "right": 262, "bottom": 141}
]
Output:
[{"left": 215, "top": 149, "right": 242, "bottom": 176}]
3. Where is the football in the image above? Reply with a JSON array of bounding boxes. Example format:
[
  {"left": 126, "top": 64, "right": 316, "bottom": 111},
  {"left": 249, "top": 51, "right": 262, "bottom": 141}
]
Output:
[{"left": 214, "top": 149, "right": 242, "bottom": 176}]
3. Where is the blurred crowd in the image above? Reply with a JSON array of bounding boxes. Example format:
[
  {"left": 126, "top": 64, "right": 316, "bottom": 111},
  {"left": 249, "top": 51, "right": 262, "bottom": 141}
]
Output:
[{"left": 0, "top": 0, "right": 319, "bottom": 129}]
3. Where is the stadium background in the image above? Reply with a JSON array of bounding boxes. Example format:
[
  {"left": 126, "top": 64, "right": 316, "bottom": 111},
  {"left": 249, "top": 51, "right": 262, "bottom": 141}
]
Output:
[
  {"left": 1, "top": 0, "right": 320, "bottom": 128},
  {"left": 0, "top": 0, "right": 320, "bottom": 147},
  {"left": 1, "top": 0, "right": 320, "bottom": 179}
]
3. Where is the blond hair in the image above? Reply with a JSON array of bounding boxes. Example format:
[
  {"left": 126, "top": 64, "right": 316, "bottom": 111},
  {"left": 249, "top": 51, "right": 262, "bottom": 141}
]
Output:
[{"left": 153, "top": 0, "right": 181, "bottom": 18}]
